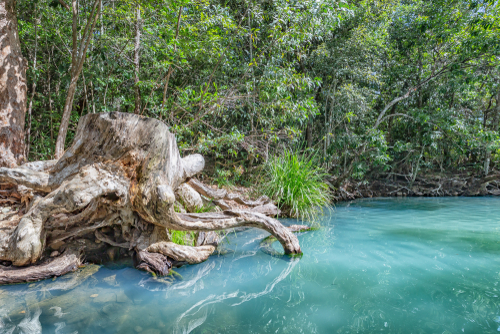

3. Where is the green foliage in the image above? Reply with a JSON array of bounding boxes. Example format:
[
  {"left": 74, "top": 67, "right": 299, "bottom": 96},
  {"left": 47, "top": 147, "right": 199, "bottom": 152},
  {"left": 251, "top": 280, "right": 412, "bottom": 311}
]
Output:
[
  {"left": 193, "top": 204, "right": 217, "bottom": 213},
  {"left": 16, "top": 0, "right": 500, "bottom": 182},
  {"left": 170, "top": 230, "right": 196, "bottom": 247},
  {"left": 214, "top": 169, "right": 234, "bottom": 188},
  {"left": 262, "top": 151, "right": 332, "bottom": 221}
]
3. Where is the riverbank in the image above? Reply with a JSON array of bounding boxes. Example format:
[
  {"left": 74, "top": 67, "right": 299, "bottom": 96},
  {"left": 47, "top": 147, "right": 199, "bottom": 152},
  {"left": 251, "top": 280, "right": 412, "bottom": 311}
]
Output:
[{"left": 330, "top": 170, "right": 500, "bottom": 202}]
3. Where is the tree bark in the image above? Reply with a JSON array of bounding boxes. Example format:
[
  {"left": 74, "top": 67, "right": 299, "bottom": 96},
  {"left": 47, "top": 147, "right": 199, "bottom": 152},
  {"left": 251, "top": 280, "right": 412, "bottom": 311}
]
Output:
[
  {"left": 0, "top": 112, "right": 303, "bottom": 283},
  {"left": 306, "top": 121, "right": 313, "bottom": 148},
  {"left": 0, "top": 0, "right": 27, "bottom": 167}
]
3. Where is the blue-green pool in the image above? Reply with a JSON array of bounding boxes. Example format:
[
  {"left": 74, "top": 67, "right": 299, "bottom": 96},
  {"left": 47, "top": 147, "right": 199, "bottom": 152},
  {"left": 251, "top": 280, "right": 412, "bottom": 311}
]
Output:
[{"left": 2, "top": 197, "right": 500, "bottom": 333}]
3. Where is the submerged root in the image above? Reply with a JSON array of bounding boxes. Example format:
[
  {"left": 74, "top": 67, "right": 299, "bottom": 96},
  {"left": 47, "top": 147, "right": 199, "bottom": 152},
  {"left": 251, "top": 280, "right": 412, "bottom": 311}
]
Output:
[
  {"left": 259, "top": 225, "right": 316, "bottom": 257},
  {"left": 133, "top": 250, "right": 171, "bottom": 276},
  {"left": 147, "top": 241, "right": 216, "bottom": 264}
]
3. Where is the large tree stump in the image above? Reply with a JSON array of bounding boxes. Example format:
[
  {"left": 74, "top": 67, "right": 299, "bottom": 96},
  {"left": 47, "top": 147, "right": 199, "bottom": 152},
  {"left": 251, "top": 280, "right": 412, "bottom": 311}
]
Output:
[{"left": 0, "top": 112, "right": 301, "bottom": 283}]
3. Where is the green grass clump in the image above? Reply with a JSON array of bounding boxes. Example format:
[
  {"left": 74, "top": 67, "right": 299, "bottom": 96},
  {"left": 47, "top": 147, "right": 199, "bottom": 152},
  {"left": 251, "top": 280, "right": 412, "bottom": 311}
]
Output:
[
  {"left": 170, "top": 230, "right": 196, "bottom": 246},
  {"left": 193, "top": 203, "right": 217, "bottom": 213},
  {"left": 262, "top": 150, "right": 332, "bottom": 221}
]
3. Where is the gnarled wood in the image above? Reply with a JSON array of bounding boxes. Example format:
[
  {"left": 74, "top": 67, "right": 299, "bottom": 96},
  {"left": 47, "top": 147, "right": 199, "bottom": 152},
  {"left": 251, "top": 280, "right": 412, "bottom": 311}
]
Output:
[
  {"left": 188, "top": 178, "right": 279, "bottom": 216},
  {"left": 170, "top": 210, "right": 301, "bottom": 255},
  {"left": 133, "top": 250, "right": 171, "bottom": 276},
  {"left": 147, "top": 241, "right": 216, "bottom": 264},
  {"left": 0, "top": 246, "right": 81, "bottom": 284},
  {"left": 0, "top": 112, "right": 303, "bottom": 283}
]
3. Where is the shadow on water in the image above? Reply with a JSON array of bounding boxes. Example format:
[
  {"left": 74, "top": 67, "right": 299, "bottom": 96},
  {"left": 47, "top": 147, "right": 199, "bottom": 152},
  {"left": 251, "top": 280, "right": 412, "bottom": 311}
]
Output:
[{"left": 2, "top": 197, "right": 500, "bottom": 333}]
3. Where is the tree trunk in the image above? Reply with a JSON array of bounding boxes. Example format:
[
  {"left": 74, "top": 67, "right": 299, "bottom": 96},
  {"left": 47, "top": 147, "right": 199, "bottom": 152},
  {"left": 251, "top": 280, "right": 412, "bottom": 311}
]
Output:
[
  {"left": 491, "top": 90, "right": 500, "bottom": 133},
  {"left": 0, "top": 112, "right": 303, "bottom": 284},
  {"left": 0, "top": 0, "right": 27, "bottom": 167},
  {"left": 484, "top": 89, "right": 500, "bottom": 176},
  {"left": 306, "top": 121, "right": 313, "bottom": 148},
  {"left": 54, "top": 0, "right": 100, "bottom": 159},
  {"left": 25, "top": 2, "right": 39, "bottom": 160},
  {"left": 161, "top": 6, "right": 181, "bottom": 121},
  {"left": 133, "top": 5, "right": 141, "bottom": 114}
]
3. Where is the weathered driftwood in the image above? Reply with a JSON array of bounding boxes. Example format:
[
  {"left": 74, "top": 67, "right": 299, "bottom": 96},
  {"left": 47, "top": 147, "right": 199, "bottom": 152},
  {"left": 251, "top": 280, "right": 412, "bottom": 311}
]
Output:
[{"left": 0, "top": 112, "right": 301, "bottom": 284}]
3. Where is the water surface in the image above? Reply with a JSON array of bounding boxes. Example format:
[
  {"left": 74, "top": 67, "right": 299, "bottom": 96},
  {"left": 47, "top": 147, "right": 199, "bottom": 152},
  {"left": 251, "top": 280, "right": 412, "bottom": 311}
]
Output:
[{"left": 2, "top": 197, "right": 500, "bottom": 333}]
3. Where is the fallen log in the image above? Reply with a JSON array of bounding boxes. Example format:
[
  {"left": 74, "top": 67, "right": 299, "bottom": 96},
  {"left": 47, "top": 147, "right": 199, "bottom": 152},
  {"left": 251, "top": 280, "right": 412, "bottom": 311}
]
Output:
[{"left": 0, "top": 112, "right": 302, "bottom": 283}]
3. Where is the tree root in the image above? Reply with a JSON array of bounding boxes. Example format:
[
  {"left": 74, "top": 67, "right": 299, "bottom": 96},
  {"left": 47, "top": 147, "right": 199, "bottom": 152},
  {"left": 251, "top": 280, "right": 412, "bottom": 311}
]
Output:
[
  {"left": 0, "top": 112, "right": 307, "bottom": 283},
  {"left": 0, "top": 246, "right": 81, "bottom": 284},
  {"left": 170, "top": 210, "right": 302, "bottom": 255},
  {"left": 147, "top": 242, "right": 216, "bottom": 264},
  {"left": 259, "top": 225, "right": 315, "bottom": 257},
  {"left": 187, "top": 178, "right": 275, "bottom": 210},
  {"left": 133, "top": 250, "right": 171, "bottom": 276}
]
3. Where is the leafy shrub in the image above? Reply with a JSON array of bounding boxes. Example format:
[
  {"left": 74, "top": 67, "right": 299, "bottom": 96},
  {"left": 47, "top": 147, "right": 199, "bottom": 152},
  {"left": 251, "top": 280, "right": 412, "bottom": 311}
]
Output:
[
  {"left": 262, "top": 151, "right": 332, "bottom": 221},
  {"left": 214, "top": 168, "right": 234, "bottom": 188}
]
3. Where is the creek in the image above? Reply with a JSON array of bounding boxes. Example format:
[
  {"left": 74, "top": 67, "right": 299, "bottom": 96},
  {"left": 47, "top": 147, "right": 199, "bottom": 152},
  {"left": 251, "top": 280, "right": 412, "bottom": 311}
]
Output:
[{"left": 1, "top": 197, "right": 500, "bottom": 333}]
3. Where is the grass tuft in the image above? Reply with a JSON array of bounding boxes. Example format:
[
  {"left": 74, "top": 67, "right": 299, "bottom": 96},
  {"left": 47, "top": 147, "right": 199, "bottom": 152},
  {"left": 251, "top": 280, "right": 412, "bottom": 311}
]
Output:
[
  {"left": 170, "top": 230, "right": 196, "bottom": 246},
  {"left": 262, "top": 150, "right": 332, "bottom": 221}
]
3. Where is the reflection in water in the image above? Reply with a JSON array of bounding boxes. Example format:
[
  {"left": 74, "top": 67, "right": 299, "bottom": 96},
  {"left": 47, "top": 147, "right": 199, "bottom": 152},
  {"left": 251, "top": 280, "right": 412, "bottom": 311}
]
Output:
[
  {"left": 1, "top": 308, "right": 42, "bottom": 334},
  {"left": 232, "top": 257, "right": 299, "bottom": 306},
  {"left": 168, "top": 261, "right": 216, "bottom": 294},
  {"left": 174, "top": 257, "right": 299, "bottom": 333},
  {"left": 49, "top": 307, "right": 68, "bottom": 319},
  {"left": 1, "top": 197, "right": 500, "bottom": 333}
]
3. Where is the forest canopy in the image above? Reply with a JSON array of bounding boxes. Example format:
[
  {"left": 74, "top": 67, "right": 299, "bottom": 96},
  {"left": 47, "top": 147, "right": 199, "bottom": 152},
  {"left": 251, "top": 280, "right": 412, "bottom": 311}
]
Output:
[{"left": 17, "top": 0, "right": 500, "bottom": 182}]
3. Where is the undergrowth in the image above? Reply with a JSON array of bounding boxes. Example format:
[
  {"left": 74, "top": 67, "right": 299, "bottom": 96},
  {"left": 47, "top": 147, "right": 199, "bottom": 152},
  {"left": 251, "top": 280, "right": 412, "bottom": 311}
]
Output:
[
  {"left": 170, "top": 230, "right": 196, "bottom": 246},
  {"left": 262, "top": 150, "right": 332, "bottom": 221}
]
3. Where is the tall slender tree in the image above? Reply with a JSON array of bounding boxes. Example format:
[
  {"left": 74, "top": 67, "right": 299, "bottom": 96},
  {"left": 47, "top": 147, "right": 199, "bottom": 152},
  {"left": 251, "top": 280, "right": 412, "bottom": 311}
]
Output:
[
  {"left": 133, "top": 4, "right": 141, "bottom": 114},
  {"left": 54, "top": 0, "right": 101, "bottom": 159}
]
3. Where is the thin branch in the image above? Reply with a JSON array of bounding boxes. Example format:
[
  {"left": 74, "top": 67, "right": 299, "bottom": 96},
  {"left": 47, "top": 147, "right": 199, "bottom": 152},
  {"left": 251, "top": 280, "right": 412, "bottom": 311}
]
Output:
[
  {"left": 378, "top": 113, "right": 415, "bottom": 124},
  {"left": 161, "top": 6, "right": 183, "bottom": 120},
  {"left": 58, "top": 0, "right": 71, "bottom": 11}
]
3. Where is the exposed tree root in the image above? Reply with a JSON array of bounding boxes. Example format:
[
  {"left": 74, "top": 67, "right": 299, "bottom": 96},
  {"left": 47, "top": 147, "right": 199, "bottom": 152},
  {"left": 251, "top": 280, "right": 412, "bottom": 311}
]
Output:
[
  {"left": 133, "top": 250, "right": 171, "bottom": 276},
  {"left": 259, "top": 224, "right": 315, "bottom": 257},
  {"left": 171, "top": 211, "right": 301, "bottom": 255},
  {"left": 187, "top": 178, "right": 279, "bottom": 215},
  {"left": 147, "top": 242, "right": 216, "bottom": 264},
  {"left": 0, "top": 246, "right": 81, "bottom": 284},
  {"left": 0, "top": 112, "right": 307, "bottom": 284}
]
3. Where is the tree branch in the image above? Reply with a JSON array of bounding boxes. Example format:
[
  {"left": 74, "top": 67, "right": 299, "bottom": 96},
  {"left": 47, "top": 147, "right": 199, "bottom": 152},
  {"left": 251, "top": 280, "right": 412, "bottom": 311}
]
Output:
[{"left": 57, "top": 0, "right": 71, "bottom": 11}]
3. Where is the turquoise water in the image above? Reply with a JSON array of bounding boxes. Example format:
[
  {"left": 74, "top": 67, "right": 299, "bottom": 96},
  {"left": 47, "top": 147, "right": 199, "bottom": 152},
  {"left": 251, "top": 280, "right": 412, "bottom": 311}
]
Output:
[{"left": 2, "top": 197, "right": 500, "bottom": 333}]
